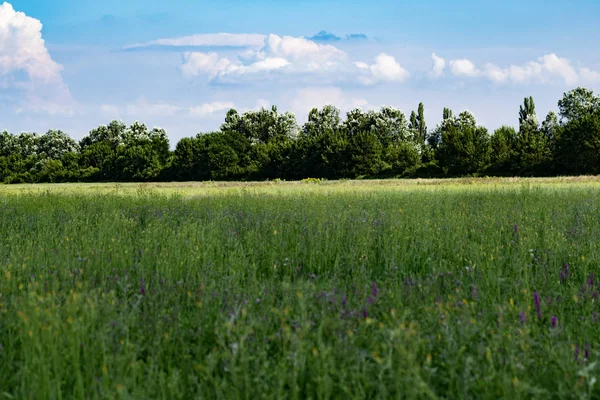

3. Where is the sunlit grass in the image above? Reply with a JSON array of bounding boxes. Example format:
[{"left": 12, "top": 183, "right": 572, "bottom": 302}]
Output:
[{"left": 1, "top": 178, "right": 599, "bottom": 398}]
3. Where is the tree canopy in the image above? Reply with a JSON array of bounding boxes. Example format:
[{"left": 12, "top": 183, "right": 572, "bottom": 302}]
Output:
[{"left": 0, "top": 87, "right": 599, "bottom": 183}]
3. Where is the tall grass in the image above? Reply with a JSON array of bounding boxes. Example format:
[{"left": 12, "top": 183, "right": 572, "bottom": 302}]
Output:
[{"left": 1, "top": 180, "right": 599, "bottom": 398}]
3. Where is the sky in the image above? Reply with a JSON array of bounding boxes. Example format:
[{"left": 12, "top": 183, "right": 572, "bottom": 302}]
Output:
[{"left": 1, "top": 0, "right": 600, "bottom": 143}]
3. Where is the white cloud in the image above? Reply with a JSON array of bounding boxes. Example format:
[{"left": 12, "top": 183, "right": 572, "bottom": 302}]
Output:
[
  {"left": 180, "top": 52, "right": 234, "bottom": 79},
  {"left": 101, "top": 98, "right": 235, "bottom": 119},
  {"left": 367, "top": 53, "right": 409, "bottom": 82},
  {"left": 442, "top": 53, "right": 600, "bottom": 85},
  {"left": 449, "top": 59, "right": 479, "bottom": 77},
  {"left": 179, "top": 34, "right": 409, "bottom": 86},
  {"left": 580, "top": 67, "right": 600, "bottom": 83},
  {"left": 0, "top": 2, "right": 74, "bottom": 114},
  {"left": 252, "top": 34, "right": 347, "bottom": 64},
  {"left": 124, "top": 33, "right": 266, "bottom": 50},
  {"left": 189, "top": 101, "right": 235, "bottom": 117},
  {"left": 430, "top": 53, "right": 446, "bottom": 78}
]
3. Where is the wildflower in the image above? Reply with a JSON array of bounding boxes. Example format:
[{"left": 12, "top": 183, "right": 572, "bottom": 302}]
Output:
[
  {"left": 589, "top": 273, "right": 595, "bottom": 289},
  {"left": 534, "top": 292, "right": 542, "bottom": 319},
  {"left": 140, "top": 278, "right": 145, "bottom": 296},
  {"left": 575, "top": 346, "right": 581, "bottom": 362},
  {"left": 371, "top": 281, "right": 378, "bottom": 298},
  {"left": 362, "top": 307, "right": 368, "bottom": 319},
  {"left": 341, "top": 296, "right": 347, "bottom": 308},
  {"left": 519, "top": 312, "right": 527, "bottom": 325},
  {"left": 585, "top": 344, "right": 591, "bottom": 360},
  {"left": 513, "top": 224, "right": 518, "bottom": 234},
  {"left": 551, "top": 316, "right": 558, "bottom": 329}
]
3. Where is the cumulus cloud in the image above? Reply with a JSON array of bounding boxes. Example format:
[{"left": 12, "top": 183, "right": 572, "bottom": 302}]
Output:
[
  {"left": 180, "top": 34, "right": 408, "bottom": 86},
  {"left": 361, "top": 53, "right": 409, "bottom": 83},
  {"left": 449, "top": 59, "right": 479, "bottom": 77},
  {"left": 437, "top": 53, "right": 600, "bottom": 85},
  {"left": 430, "top": 53, "right": 446, "bottom": 78},
  {"left": 123, "top": 33, "right": 266, "bottom": 51},
  {"left": 180, "top": 52, "right": 234, "bottom": 79},
  {"left": 0, "top": 2, "right": 74, "bottom": 114}
]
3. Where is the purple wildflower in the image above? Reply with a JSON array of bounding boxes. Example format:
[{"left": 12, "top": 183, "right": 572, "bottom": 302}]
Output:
[
  {"left": 551, "top": 316, "right": 558, "bottom": 329},
  {"left": 362, "top": 307, "right": 368, "bottom": 319},
  {"left": 513, "top": 224, "right": 518, "bottom": 234},
  {"left": 140, "top": 278, "right": 145, "bottom": 296},
  {"left": 589, "top": 273, "right": 595, "bottom": 289},
  {"left": 371, "top": 281, "right": 379, "bottom": 298},
  {"left": 367, "top": 296, "right": 374, "bottom": 305},
  {"left": 585, "top": 344, "right": 591, "bottom": 360},
  {"left": 575, "top": 346, "right": 581, "bottom": 362},
  {"left": 519, "top": 312, "right": 527, "bottom": 325},
  {"left": 342, "top": 296, "right": 347, "bottom": 308},
  {"left": 534, "top": 292, "right": 542, "bottom": 319}
]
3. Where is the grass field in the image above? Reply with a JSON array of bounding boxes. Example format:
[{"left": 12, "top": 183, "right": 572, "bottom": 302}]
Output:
[{"left": 1, "top": 178, "right": 600, "bottom": 399}]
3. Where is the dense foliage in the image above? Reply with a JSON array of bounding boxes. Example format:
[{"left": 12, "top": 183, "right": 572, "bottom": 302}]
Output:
[
  {"left": 1, "top": 87, "right": 599, "bottom": 184},
  {"left": 2, "top": 181, "right": 600, "bottom": 398}
]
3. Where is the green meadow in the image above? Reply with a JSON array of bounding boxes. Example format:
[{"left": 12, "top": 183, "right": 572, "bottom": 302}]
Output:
[{"left": 1, "top": 178, "right": 600, "bottom": 399}]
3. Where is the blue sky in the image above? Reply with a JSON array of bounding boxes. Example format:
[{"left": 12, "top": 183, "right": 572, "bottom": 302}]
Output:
[{"left": 1, "top": 0, "right": 600, "bottom": 143}]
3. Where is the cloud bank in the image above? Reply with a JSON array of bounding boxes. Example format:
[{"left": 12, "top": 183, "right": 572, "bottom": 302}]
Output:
[
  {"left": 179, "top": 34, "right": 408, "bottom": 85},
  {"left": 434, "top": 53, "right": 600, "bottom": 85}
]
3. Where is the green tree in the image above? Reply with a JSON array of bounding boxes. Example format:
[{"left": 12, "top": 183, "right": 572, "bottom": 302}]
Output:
[
  {"left": 558, "top": 87, "right": 600, "bottom": 122},
  {"left": 39, "top": 130, "right": 80, "bottom": 160},
  {"left": 513, "top": 97, "right": 551, "bottom": 175},
  {"left": 292, "top": 105, "right": 349, "bottom": 179},
  {"left": 437, "top": 111, "right": 491, "bottom": 176},
  {"left": 489, "top": 126, "right": 517, "bottom": 175},
  {"left": 554, "top": 111, "right": 600, "bottom": 174}
]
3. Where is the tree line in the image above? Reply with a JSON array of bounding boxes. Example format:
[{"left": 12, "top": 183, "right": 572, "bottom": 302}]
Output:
[{"left": 1, "top": 87, "right": 599, "bottom": 184}]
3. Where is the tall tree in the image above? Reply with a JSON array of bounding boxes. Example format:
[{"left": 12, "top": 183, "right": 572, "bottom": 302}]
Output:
[
  {"left": 417, "top": 102, "right": 426, "bottom": 144},
  {"left": 514, "top": 97, "right": 551, "bottom": 175}
]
